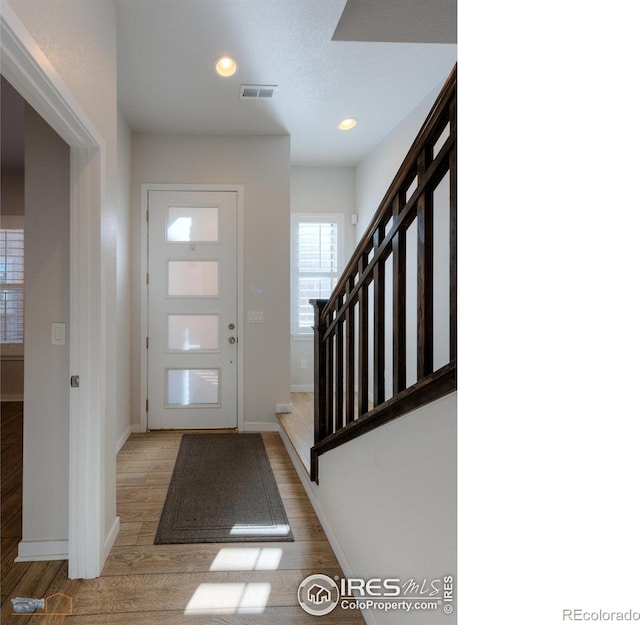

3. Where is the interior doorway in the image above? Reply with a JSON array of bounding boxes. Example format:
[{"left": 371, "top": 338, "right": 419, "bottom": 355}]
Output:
[
  {"left": 1, "top": 77, "right": 27, "bottom": 573},
  {"left": 1, "top": 74, "right": 71, "bottom": 566},
  {"left": 2, "top": 6, "right": 108, "bottom": 577},
  {"left": 1, "top": 77, "right": 25, "bottom": 405}
]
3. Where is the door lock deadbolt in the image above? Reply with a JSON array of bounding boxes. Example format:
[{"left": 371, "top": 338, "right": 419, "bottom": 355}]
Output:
[{"left": 228, "top": 323, "right": 235, "bottom": 330}]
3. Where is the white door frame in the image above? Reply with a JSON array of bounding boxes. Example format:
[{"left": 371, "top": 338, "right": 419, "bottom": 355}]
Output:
[
  {"left": 139, "top": 184, "right": 245, "bottom": 432},
  {"left": 1, "top": 2, "right": 107, "bottom": 578}
]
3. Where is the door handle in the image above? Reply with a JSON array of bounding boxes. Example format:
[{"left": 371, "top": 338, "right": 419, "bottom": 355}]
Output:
[{"left": 228, "top": 337, "right": 237, "bottom": 344}]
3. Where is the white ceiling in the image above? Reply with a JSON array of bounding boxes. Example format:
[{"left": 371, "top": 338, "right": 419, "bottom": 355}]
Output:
[{"left": 116, "top": 0, "right": 456, "bottom": 166}]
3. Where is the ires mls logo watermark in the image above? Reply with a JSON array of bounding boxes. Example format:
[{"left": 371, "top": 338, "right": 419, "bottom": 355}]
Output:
[
  {"left": 12, "top": 593, "right": 73, "bottom": 616},
  {"left": 297, "top": 573, "right": 455, "bottom": 616},
  {"left": 298, "top": 574, "right": 341, "bottom": 616}
]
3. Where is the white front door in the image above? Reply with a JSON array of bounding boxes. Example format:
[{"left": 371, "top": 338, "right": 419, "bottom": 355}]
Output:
[{"left": 147, "top": 190, "right": 238, "bottom": 429}]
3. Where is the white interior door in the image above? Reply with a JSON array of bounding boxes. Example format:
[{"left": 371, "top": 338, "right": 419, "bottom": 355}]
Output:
[{"left": 147, "top": 190, "right": 238, "bottom": 429}]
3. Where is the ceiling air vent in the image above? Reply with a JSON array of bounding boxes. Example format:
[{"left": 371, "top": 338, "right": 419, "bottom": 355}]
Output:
[{"left": 240, "top": 84, "right": 277, "bottom": 99}]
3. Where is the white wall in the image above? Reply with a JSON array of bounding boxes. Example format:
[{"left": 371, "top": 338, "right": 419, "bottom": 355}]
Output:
[
  {"left": 21, "top": 105, "right": 70, "bottom": 554},
  {"left": 0, "top": 169, "right": 24, "bottom": 217},
  {"left": 290, "top": 166, "right": 356, "bottom": 391},
  {"left": 311, "top": 393, "right": 456, "bottom": 625},
  {"left": 116, "top": 106, "right": 132, "bottom": 449},
  {"left": 355, "top": 81, "right": 446, "bottom": 239},
  {"left": 131, "top": 133, "right": 291, "bottom": 427},
  {"left": 8, "top": 0, "right": 121, "bottom": 561}
]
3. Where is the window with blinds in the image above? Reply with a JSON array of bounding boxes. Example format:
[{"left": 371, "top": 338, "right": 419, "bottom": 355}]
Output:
[
  {"left": 291, "top": 214, "right": 344, "bottom": 335},
  {"left": 0, "top": 229, "right": 25, "bottom": 344}
]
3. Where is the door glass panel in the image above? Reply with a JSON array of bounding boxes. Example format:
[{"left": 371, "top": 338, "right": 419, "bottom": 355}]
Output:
[
  {"left": 167, "top": 206, "right": 219, "bottom": 242},
  {"left": 167, "top": 369, "right": 220, "bottom": 406},
  {"left": 168, "top": 314, "right": 219, "bottom": 351},
  {"left": 167, "top": 261, "right": 219, "bottom": 296}
]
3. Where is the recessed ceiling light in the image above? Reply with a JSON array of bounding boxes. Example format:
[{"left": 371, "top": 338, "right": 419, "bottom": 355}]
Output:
[
  {"left": 215, "top": 56, "right": 237, "bottom": 77},
  {"left": 338, "top": 118, "right": 357, "bottom": 131}
]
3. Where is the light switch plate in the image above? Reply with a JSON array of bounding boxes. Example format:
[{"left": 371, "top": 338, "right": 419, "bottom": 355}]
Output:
[
  {"left": 247, "top": 311, "right": 264, "bottom": 323},
  {"left": 52, "top": 322, "right": 66, "bottom": 345}
]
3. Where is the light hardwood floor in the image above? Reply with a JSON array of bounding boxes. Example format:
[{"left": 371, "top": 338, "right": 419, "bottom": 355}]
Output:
[{"left": 1, "top": 404, "right": 364, "bottom": 624}]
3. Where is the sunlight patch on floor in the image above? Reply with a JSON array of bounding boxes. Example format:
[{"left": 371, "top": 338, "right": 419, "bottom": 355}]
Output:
[
  {"left": 210, "top": 547, "right": 283, "bottom": 571},
  {"left": 184, "top": 582, "right": 271, "bottom": 615},
  {"left": 229, "top": 523, "right": 291, "bottom": 537}
]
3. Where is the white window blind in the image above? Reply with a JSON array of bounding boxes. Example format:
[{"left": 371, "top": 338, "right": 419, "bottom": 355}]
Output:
[
  {"left": 291, "top": 214, "right": 344, "bottom": 335},
  {"left": 0, "top": 229, "right": 25, "bottom": 344}
]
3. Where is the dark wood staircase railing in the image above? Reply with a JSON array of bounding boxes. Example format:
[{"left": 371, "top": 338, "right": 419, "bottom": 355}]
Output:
[{"left": 310, "top": 64, "right": 457, "bottom": 483}]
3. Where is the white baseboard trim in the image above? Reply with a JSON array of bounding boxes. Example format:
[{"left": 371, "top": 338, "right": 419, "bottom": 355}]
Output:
[
  {"left": 1, "top": 394, "right": 24, "bottom": 401},
  {"left": 130, "top": 423, "right": 146, "bottom": 434},
  {"left": 276, "top": 403, "right": 293, "bottom": 414},
  {"left": 277, "top": 426, "right": 352, "bottom": 572},
  {"left": 104, "top": 516, "right": 120, "bottom": 559},
  {"left": 16, "top": 539, "right": 69, "bottom": 562},
  {"left": 243, "top": 421, "right": 280, "bottom": 432},
  {"left": 291, "top": 385, "right": 313, "bottom": 392},
  {"left": 276, "top": 426, "right": 379, "bottom": 625},
  {"left": 115, "top": 426, "right": 132, "bottom": 453}
]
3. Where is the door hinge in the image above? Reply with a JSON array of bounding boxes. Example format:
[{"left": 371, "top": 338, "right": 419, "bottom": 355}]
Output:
[
  {"left": 146, "top": 337, "right": 149, "bottom": 349},
  {"left": 146, "top": 209, "right": 149, "bottom": 222},
  {"left": 146, "top": 273, "right": 149, "bottom": 285},
  {"left": 145, "top": 399, "right": 149, "bottom": 412}
]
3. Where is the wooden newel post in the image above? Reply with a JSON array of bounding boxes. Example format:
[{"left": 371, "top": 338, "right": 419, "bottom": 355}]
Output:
[{"left": 310, "top": 298, "right": 328, "bottom": 483}]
